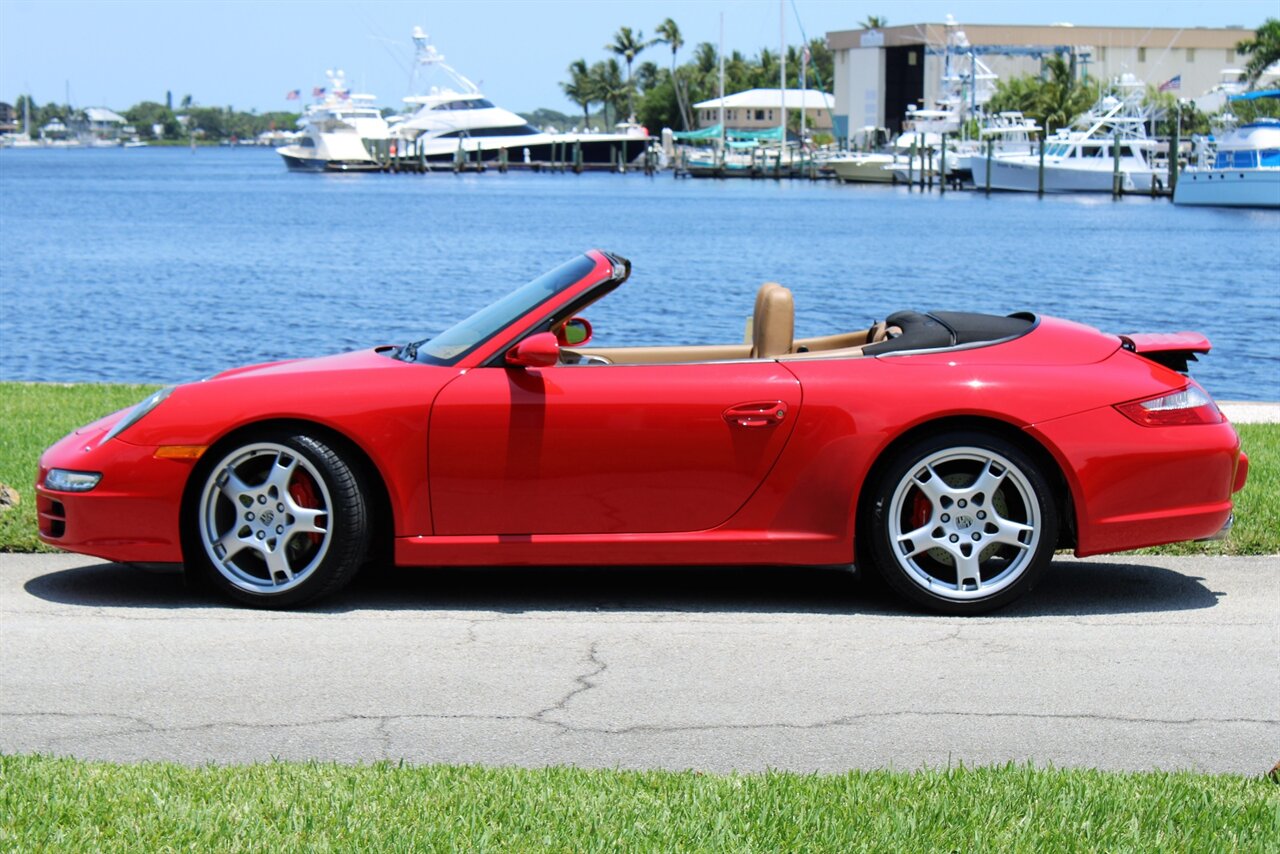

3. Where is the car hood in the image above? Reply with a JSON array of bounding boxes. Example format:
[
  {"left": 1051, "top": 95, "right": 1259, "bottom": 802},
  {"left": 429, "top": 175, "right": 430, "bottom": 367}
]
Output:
[{"left": 205, "top": 347, "right": 402, "bottom": 382}]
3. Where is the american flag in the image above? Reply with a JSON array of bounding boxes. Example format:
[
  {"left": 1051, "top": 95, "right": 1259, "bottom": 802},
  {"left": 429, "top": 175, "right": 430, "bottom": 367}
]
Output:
[
  {"left": 285, "top": 89, "right": 300, "bottom": 100},
  {"left": 312, "top": 86, "right": 326, "bottom": 97},
  {"left": 337, "top": 90, "right": 350, "bottom": 101},
  {"left": 1158, "top": 75, "right": 1181, "bottom": 92}
]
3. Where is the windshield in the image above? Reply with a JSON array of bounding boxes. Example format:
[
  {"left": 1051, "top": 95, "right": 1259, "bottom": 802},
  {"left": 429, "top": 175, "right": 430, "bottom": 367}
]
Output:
[{"left": 404, "top": 254, "right": 598, "bottom": 365}]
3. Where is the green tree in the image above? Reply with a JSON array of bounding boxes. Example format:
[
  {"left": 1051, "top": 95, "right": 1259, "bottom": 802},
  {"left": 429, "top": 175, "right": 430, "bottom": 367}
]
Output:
[
  {"left": 861, "top": 15, "right": 888, "bottom": 29},
  {"left": 606, "top": 26, "right": 655, "bottom": 120},
  {"left": 654, "top": 17, "right": 690, "bottom": 129},
  {"left": 124, "top": 101, "right": 180, "bottom": 139},
  {"left": 589, "top": 59, "right": 627, "bottom": 127},
  {"left": 988, "top": 55, "right": 1098, "bottom": 135},
  {"left": 1236, "top": 18, "right": 1280, "bottom": 86},
  {"left": 561, "top": 58, "right": 597, "bottom": 129},
  {"left": 1037, "top": 55, "right": 1098, "bottom": 134}
]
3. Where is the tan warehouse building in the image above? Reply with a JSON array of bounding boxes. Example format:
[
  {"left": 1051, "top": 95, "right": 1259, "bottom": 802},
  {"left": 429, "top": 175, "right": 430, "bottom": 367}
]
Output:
[{"left": 826, "top": 22, "right": 1257, "bottom": 140}]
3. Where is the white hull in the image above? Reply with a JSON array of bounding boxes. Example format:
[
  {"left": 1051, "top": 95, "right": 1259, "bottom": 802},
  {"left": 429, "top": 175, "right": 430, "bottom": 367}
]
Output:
[
  {"left": 970, "top": 156, "right": 1159, "bottom": 193},
  {"left": 829, "top": 153, "right": 899, "bottom": 183},
  {"left": 1174, "top": 169, "right": 1280, "bottom": 208}
]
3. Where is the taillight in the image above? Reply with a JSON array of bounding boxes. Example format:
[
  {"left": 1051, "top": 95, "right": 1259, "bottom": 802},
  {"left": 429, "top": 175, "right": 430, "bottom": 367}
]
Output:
[{"left": 1115, "top": 384, "right": 1223, "bottom": 426}]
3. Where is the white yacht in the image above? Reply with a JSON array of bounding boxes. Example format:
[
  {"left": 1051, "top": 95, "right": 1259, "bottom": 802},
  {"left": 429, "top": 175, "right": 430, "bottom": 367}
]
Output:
[
  {"left": 1175, "top": 97, "right": 1280, "bottom": 208},
  {"left": 391, "top": 28, "right": 651, "bottom": 166},
  {"left": 955, "top": 112, "right": 1040, "bottom": 185},
  {"left": 970, "top": 76, "right": 1160, "bottom": 193},
  {"left": 276, "top": 70, "right": 391, "bottom": 172}
]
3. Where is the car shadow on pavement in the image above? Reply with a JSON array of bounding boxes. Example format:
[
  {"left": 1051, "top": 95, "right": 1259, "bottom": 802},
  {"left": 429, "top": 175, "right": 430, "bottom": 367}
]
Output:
[{"left": 22, "top": 558, "right": 1222, "bottom": 617}]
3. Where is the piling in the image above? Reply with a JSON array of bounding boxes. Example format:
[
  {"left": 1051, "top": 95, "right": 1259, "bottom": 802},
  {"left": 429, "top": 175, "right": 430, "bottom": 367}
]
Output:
[
  {"left": 939, "top": 134, "right": 947, "bottom": 195},
  {"left": 908, "top": 138, "right": 916, "bottom": 189},
  {"left": 499, "top": 147, "right": 508, "bottom": 173},
  {"left": 1037, "top": 134, "right": 1046, "bottom": 196},
  {"left": 926, "top": 147, "right": 934, "bottom": 190},
  {"left": 1111, "top": 128, "right": 1122, "bottom": 198},
  {"left": 1168, "top": 105, "right": 1180, "bottom": 197},
  {"left": 574, "top": 140, "right": 583, "bottom": 174},
  {"left": 985, "top": 137, "right": 993, "bottom": 195}
]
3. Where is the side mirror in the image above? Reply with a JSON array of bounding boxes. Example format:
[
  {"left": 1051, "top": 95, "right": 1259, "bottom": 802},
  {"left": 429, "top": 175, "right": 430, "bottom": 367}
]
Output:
[
  {"left": 505, "top": 332, "right": 560, "bottom": 368},
  {"left": 556, "top": 317, "right": 593, "bottom": 347}
]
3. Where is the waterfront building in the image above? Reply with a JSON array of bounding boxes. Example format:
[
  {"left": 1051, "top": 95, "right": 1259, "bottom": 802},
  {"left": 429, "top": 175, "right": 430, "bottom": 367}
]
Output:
[
  {"left": 826, "top": 22, "right": 1256, "bottom": 141},
  {"left": 0, "top": 102, "right": 16, "bottom": 134},
  {"left": 693, "top": 88, "right": 835, "bottom": 134},
  {"left": 80, "top": 107, "right": 127, "bottom": 141}
]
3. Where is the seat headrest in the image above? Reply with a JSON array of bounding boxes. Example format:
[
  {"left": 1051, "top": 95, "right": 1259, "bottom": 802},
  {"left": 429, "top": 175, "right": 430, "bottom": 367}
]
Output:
[{"left": 752, "top": 284, "right": 794, "bottom": 359}]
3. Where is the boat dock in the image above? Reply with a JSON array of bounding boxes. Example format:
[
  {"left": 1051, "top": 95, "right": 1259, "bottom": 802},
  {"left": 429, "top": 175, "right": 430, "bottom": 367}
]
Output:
[{"left": 360, "top": 137, "right": 663, "bottom": 175}]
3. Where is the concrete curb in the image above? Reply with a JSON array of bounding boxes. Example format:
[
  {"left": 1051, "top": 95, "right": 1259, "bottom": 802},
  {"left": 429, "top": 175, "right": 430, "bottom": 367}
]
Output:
[{"left": 1219, "top": 402, "right": 1280, "bottom": 424}]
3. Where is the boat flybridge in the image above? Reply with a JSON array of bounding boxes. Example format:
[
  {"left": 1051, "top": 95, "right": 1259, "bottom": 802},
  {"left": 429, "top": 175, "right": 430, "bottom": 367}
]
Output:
[
  {"left": 830, "top": 16, "right": 998, "bottom": 185},
  {"left": 1175, "top": 91, "right": 1280, "bottom": 208},
  {"left": 275, "top": 69, "right": 391, "bottom": 172},
  {"left": 970, "top": 75, "right": 1160, "bottom": 193},
  {"left": 391, "top": 27, "right": 650, "bottom": 166}
]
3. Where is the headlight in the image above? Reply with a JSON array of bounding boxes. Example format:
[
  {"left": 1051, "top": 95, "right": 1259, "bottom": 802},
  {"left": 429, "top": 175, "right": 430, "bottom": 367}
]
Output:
[
  {"left": 100, "top": 386, "right": 174, "bottom": 445},
  {"left": 45, "top": 469, "right": 102, "bottom": 492}
]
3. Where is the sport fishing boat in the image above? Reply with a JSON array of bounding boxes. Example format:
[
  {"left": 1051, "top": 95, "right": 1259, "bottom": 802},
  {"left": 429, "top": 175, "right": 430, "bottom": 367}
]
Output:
[
  {"left": 1175, "top": 91, "right": 1280, "bottom": 209},
  {"left": 275, "top": 70, "right": 391, "bottom": 172},
  {"left": 970, "top": 76, "right": 1160, "bottom": 193},
  {"left": 391, "top": 28, "right": 650, "bottom": 166}
]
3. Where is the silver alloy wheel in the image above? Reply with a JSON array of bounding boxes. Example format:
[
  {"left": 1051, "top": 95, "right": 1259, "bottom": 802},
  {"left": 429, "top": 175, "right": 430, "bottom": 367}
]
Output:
[
  {"left": 198, "top": 442, "right": 333, "bottom": 595},
  {"left": 887, "top": 446, "right": 1041, "bottom": 601}
]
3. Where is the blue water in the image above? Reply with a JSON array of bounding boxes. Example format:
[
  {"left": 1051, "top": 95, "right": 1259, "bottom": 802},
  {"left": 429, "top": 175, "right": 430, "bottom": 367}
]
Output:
[{"left": 2, "top": 146, "right": 1278, "bottom": 400}]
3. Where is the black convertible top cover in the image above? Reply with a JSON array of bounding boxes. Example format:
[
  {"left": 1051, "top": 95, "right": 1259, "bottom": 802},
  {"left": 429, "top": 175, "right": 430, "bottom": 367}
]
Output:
[{"left": 862, "top": 310, "right": 1036, "bottom": 356}]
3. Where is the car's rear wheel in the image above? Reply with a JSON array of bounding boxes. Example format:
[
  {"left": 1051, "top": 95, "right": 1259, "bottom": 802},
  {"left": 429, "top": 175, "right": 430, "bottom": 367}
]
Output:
[
  {"left": 186, "top": 433, "right": 369, "bottom": 608},
  {"left": 866, "top": 431, "right": 1057, "bottom": 615}
]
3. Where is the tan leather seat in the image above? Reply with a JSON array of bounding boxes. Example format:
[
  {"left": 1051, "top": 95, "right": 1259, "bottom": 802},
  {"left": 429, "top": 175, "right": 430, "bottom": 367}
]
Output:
[{"left": 751, "top": 283, "right": 794, "bottom": 359}]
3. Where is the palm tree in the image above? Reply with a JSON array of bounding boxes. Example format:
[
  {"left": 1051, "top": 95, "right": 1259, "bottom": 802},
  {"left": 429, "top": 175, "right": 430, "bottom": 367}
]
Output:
[
  {"left": 860, "top": 15, "right": 887, "bottom": 29},
  {"left": 655, "top": 17, "right": 690, "bottom": 129},
  {"left": 1237, "top": 18, "right": 1280, "bottom": 86},
  {"left": 561, "top": 59, "right": 595, "bottom": 130},
  {"left": 606, "top": 26, "right": 655, "bottom": 120},
  {"left": 590, "top": 59, "right": 627, "bottom": 128},
  {"left": 1037, "top": 55, "right": 1097, "bottom": 134}
]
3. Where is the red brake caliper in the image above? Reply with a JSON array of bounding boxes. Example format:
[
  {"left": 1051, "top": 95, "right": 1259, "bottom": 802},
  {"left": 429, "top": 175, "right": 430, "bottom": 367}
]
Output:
[
  {"left": 289, "top": 473, "right": 324, "bottom": 546},
  {"left": 911, "top": 491, "right": 932, "bottom": 530}
]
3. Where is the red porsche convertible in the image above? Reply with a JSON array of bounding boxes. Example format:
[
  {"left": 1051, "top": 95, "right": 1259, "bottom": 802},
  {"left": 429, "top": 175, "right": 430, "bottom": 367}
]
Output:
[{"left": 37, "top": 250, "right": 1247, "bottom": 613}]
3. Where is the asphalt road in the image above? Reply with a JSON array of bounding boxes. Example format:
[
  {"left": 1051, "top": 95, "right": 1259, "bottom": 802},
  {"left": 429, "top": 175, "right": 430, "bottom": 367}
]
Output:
[{"left": 2, "top": 552, "right": 1276, "bottom": 775}]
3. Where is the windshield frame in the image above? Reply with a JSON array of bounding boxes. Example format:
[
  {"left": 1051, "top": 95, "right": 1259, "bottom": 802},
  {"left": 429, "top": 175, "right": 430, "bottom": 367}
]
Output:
[{"left": 404, "top": 251, "right": 620, "bottom": 368}]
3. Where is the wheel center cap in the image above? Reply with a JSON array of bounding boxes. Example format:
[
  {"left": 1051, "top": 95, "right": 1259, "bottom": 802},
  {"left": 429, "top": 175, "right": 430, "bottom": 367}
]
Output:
[
  {"left": 260, "top": 510, "right": 275, "bottom": 525},
  {"left": 955, "top": 515, "right": 974, "bottom": 530}
]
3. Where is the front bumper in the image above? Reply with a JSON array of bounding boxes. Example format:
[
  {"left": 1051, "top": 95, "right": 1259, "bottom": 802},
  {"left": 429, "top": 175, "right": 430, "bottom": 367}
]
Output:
[{"left": 35, "top": 426, "right": 192, "bottom": 564}]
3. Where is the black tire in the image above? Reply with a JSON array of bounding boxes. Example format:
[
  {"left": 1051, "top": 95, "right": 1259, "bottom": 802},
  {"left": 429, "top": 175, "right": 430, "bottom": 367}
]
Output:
[
  {"left": 182, "top": 432, "right": 369, "bottom": 609},
  {"left": 864, "top": 430, "right": 1058, "bottom": 615}
]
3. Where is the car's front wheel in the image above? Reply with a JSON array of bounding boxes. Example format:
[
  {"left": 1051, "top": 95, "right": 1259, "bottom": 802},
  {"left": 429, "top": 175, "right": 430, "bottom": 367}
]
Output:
[
  {"left": 186, "top": 433, "right": 369, "bottom": 608},
  {"left": 865, "top": 431, "right": 1058, "bottom": 615}
]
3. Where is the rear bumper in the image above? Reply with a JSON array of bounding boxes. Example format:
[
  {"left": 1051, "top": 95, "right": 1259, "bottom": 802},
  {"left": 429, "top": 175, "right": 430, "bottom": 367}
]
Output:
[
  {"left": 1027, "top": 407, "right": 1245, "bottom": 556},
  {"left": 35, "top": 428, "right": 190, "bottom": 564},
  {"left": 1197, "top": 512, "right": 1234, "bottom": 542}
]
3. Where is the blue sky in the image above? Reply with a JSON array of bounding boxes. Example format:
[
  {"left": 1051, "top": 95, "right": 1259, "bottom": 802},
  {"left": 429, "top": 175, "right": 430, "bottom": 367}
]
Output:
[{"left": 1, "top": 0, "right": 1274, "bottom": 114}]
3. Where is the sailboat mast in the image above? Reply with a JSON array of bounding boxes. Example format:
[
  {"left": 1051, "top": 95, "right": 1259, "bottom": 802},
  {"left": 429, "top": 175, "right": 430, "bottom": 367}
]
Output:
[
  {"left": 779, "top": 0, "right": 785, "bottom": 148},
  {"left": 718, "top": 13, "right": 725, "bottom": 151}
]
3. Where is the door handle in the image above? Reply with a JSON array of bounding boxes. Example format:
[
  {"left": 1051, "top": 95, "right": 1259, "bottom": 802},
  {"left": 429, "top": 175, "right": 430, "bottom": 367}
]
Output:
[{"left": 723, "top": 401, "right": 787, "bottom": 428}]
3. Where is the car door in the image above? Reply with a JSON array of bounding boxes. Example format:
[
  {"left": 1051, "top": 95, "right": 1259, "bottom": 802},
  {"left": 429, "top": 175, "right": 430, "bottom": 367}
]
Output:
[{"left": 428, "top": 361, "right": 802, "bottom": 535}]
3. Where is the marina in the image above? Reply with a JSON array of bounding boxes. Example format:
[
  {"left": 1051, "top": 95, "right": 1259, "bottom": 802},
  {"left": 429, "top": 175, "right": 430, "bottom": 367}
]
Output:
[{"left": 0, "top": 145, "right": 1276, "bottom": 402}]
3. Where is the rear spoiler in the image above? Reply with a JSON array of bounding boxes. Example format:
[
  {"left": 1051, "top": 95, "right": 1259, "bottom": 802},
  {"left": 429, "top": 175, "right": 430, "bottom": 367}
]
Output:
[{"left": 1118, "top": 332, "right": 1211, "bottom": 374}]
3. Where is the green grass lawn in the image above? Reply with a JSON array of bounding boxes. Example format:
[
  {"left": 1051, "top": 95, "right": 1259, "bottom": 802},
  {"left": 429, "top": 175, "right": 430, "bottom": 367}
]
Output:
[
  {"left": 0, "top": 382, "right": 161, "bottom": 551},
  {"left": 1, "top": 756, "right": 1276, "bottom": 852},
  {"left": 0, "top": 381, "right": 1276, "bottom": 554}
]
